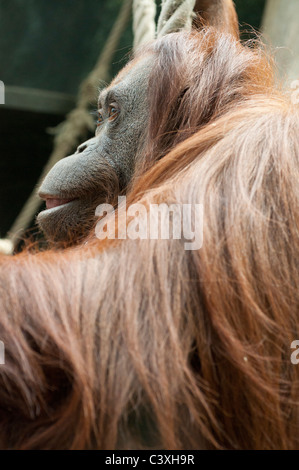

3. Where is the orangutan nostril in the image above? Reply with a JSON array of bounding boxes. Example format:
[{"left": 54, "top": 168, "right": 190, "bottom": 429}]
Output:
[{"left": 77, "top": 144, "right": 87, "bottom": 154}]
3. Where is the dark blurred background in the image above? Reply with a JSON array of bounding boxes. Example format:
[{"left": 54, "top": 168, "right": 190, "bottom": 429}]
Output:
[{"left": 0, "top": 0, "right": 269, "bottom": 238}]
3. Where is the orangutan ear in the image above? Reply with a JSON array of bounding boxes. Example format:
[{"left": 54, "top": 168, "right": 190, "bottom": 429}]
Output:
[
  {"left": 157, "top": 0, "right": 196, "bottom": 37},
  {"left": 193, "top": 0, "right": 239, "bottom": 39}
]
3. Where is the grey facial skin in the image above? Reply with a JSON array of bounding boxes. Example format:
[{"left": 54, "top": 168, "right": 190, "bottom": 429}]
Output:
[{"left": 38, "top": 55, "right": 153, "bottom": 244}]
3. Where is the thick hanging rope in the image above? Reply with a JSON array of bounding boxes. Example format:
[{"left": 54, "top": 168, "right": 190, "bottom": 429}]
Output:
[
  {"left": 133, "top": 0, "right": 156, "bottom": 50},
  {"left": 133, "top": 0, "right": 195, "bottom": 51},
  {"left": 157, "top": 0, "right": 196, "bottom": 37},
  {"left": 1, "top": 0, "right": 133, "bottom": 253}
]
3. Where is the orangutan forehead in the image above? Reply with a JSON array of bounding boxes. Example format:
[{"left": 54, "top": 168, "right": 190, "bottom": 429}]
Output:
[
  {"left": 97, "top": 54, "right": 154, "bottom": 108},
  {"left": 110, "top": 54, "right": 152, "bottom": 86},
  {"left": 97, "top": 88, "right": 118, "bottom": 108}
]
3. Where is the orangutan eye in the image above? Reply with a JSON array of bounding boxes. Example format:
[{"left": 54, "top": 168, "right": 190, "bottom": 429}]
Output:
[
  {"left": 108, "top": 104, "right": 119, "bottom": 121},
  {"left": 97, "top": 111, "right": 104, "bottom": 127}
]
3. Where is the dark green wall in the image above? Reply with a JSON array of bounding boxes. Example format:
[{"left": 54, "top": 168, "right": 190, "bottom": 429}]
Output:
[
  {"left": 0, "top": 0, "right": 133, "bottom": 95},
  {"left": 235, "top": 0, "right": 266, "bottom": 32}
]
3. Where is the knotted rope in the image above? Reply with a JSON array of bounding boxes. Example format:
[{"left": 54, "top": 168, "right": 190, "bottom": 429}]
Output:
[{"left": 133, "top": 0, "right": 156, "bottom": 50}]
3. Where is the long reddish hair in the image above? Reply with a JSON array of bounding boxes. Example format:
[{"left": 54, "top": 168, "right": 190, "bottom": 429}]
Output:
[{"left": 0, "top": 28, "right": 299, "bottom": 449}]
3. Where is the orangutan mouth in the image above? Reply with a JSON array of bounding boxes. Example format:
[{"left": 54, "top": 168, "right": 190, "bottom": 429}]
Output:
[{"left": 45, "top": 197, "right": 76, "bottom": 210}]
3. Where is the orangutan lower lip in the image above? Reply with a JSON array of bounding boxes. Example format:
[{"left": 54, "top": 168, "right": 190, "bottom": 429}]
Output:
[{"left": 45, "top": 198, "right": 76, "bottom": 210}]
